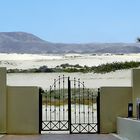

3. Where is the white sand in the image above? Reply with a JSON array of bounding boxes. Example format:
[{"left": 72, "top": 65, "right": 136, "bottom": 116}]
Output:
[
  {"left": 0, "top": 53, "right": 140, "bottom": 69},
  {"left": 7, "top": 70, "right": 131, "bottom": 90}
]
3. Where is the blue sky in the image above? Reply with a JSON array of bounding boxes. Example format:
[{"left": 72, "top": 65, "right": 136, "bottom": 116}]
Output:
[{"left": 0, "top": 0, "right": 140, "bottom": 43}]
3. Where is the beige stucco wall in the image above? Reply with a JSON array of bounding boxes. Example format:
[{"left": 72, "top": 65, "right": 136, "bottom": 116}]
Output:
[
  {"left": 132, "top": 69, "right": 140, "bottom": 117},
  {"left": 7, "top": 86, "right": 39, "bottom": 134},
  {"left": 0, "top": 68, "right": 7, "bottom": 133},
  {"left": 100, "top": 87, "right": 132, "bottom": 133}
]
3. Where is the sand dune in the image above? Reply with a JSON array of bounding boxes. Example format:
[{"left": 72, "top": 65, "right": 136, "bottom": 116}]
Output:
[{"left": 0, "top": 53, "right": 140, "bottom": 69}]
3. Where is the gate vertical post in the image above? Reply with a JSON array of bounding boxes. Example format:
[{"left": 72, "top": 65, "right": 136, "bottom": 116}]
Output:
[
  {"left": 97, "top": 88, "right": 100, "bottom": 134},
  {"left": 68, "top": 77, "right": 72, "bottom": 134},
  {"left": 39, "top": 88, "right": 42, "bottom": 134}
]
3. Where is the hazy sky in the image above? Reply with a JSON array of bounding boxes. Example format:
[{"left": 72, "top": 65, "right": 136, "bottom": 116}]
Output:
[{"left": 0, "top": 0, "right": 140, "bottom": 43}]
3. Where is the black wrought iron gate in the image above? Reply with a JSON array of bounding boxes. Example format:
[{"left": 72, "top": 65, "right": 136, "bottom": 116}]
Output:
[{"left": 40, "top": 76, "right": 100, "bottom": 134}]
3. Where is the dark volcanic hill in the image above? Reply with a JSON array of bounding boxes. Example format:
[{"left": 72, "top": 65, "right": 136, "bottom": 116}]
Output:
[{"left": 0, "top": 32, "right": 140, "bottom": 54}]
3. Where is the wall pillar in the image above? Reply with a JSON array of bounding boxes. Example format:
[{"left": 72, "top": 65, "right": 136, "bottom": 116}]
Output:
[
  {"left": 132, "top": 69, "right": 140, "bottom": 117},
  {"left": 0, "top": 68, "right": 7, "bottom": 133}
]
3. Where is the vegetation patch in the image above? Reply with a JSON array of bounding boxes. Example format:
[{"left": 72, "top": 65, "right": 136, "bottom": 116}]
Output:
[{"left": 7, "top": 61, "right": 140, "bottom": 74}]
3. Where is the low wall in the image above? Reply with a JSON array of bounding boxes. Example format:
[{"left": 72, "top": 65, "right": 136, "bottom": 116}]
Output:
[
  {"left": 100, "top": 87, "right": 132, "bottom": 133},
  {"left": 117, "top": 117, "right": 140, "bottom": 140},
  {"left": 7, "top": 86, "right": 39, "bottom": 134}
]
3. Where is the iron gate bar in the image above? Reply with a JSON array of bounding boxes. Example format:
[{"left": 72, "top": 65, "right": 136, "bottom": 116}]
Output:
[
  {"left": 88, "top": 89, "right": 89, "bottom": 132},
  {"left": 68, "top": 77, "right": 72, "bottom": 133},
  {"left": 74, "top": 78, "right": 76, "bottom": 124},
  {"left": 97, "top": 88, "right": 100, "bottom": 134},
  {"left": 54, "top": 79, "right": 56, "bottom": 120},
  {"left": 83, "top": 82, "right": 85, "bottom": 123},
  {"left": 63, "top": 75, "right": 65, "bottom": 120},
  {"left": 58, "top": 76, "right": 60, "bottom": 129},
  {"left": 50, "top": 85, "right": 51, "bottom": 130},
  {"left": 39, "top": 89, "right": 42, "bottom": 134},
  {"left": 92, "top": 93, "right": 93, "bottom": 122},
  {"left": 78, "top": 79, "right": 81, "bottom": 133}
]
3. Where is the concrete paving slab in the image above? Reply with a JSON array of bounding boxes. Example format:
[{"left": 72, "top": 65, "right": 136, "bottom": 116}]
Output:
[{"left": 0, "top": 134, "right": 120, "bottom": 140}]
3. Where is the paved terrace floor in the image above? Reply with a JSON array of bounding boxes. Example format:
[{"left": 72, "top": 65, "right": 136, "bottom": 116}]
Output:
[{"left": 0, "top": 134, "right": 120, "bottom": 140}]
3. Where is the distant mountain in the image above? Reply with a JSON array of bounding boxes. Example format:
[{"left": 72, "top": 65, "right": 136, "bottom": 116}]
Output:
[
  {"left": 0, "top": 32, "right": 140, "bottom": 54},
  {"left": 94, "top": 44, "right": 140, "bottom": 53}
]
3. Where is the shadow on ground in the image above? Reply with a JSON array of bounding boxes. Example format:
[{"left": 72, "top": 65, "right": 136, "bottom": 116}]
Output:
[{"left": 0, "top": 134, "right": 120, "bottom": 140}]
